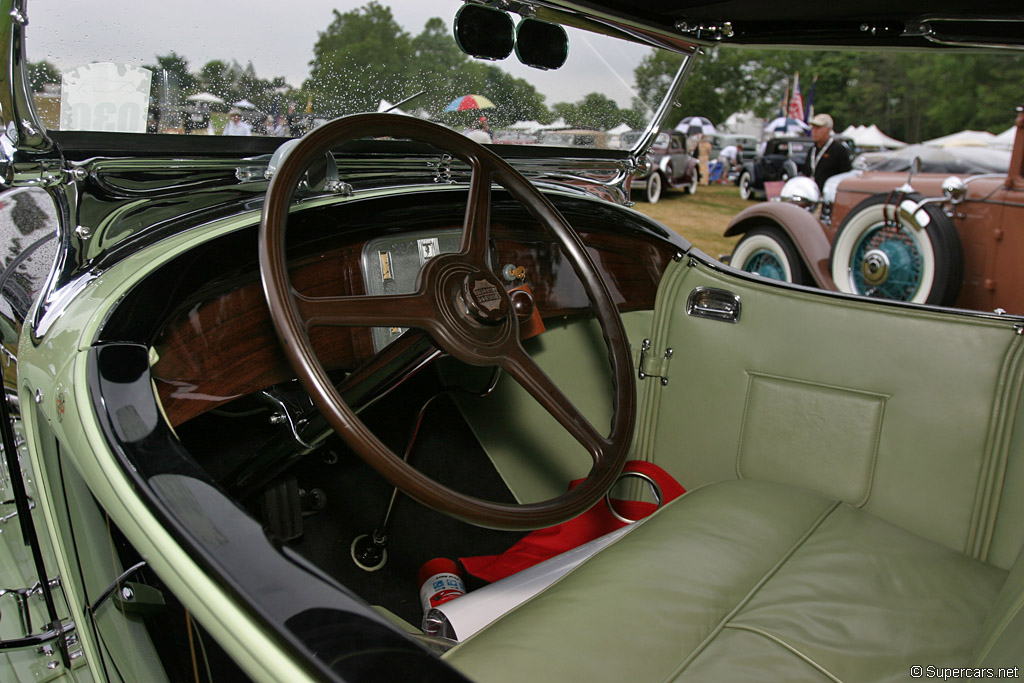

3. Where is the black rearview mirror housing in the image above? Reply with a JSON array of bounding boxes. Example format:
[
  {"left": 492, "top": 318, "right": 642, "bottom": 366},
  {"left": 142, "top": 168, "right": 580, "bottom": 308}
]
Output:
[
  {"left": 515, "top": 18, "right": 569, "bottom": 70},
  {"left": 454, "top": 5, "right": 514, "bottom": 61}
]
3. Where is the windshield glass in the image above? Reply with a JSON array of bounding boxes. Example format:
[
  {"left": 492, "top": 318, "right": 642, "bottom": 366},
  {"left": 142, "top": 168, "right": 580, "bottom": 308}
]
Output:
[{"left": 26, "top": 0, "right": 668, "bottom": 150}]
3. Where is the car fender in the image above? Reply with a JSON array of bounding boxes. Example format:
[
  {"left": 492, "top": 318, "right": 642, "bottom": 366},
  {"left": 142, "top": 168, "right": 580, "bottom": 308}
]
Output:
[
  {"left": 684, "top": 156, "right": 699, "bottom": 178},
  {"left": 725, "top": 202, "right": 836, "bottom": 290}
]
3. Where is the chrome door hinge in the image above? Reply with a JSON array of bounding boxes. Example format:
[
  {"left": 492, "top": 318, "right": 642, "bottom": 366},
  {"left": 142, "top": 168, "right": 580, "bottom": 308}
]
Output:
[{"left": 637, "top": 338, "right": 673, "bottom": 386}]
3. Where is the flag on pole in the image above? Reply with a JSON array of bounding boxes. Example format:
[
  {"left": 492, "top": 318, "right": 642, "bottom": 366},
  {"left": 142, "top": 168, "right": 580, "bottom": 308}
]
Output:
[
  {"left": 804, "top": 74, "right": 818, "bottom": 122},
  {"left": 787, "top": 72, "right": 804, "bottom": 122}
]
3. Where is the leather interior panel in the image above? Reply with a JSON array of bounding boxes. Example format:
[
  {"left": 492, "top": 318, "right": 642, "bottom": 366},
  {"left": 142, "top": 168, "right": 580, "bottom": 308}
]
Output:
[
  {"left": 445, "top": 480, "right": 1008, "bottom": 682},
  {"left": 639, "top": 259, "right": 1022, "bottom": 556},
  {"left": 737, "top": 373, "right": 886, "bottom": 505}
]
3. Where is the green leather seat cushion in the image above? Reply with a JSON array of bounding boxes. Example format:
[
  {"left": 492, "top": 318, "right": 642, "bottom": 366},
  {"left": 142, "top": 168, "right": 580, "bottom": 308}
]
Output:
[{"left": 444, "top": 480, "right": 1007, "bottom": 682}]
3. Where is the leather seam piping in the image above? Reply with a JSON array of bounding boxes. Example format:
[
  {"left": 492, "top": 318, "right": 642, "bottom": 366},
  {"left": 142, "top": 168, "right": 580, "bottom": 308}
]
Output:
[
  {"left": 665, "top": 499, "right": 841, "bottom": 681},
  {"left": 967, "top": 332, "right": 1024, "bottom": 561},
  {"left": 721, "top": 623, "right": 844, "bottom": 683}
]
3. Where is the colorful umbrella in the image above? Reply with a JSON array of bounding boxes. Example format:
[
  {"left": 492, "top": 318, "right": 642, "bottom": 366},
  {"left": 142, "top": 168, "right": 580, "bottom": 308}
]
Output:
[{"left": 444, "top": 95, "right": 496, "bottom": 112}]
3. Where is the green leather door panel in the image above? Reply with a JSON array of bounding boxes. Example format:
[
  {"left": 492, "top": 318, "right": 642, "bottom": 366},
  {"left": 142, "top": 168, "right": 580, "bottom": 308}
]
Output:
[{"left": 636, "top": 258, "right": 1024, "bottom": 564}]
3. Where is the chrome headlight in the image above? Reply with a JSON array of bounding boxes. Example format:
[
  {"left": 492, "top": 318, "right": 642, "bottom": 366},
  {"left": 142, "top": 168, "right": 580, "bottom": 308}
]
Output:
[
  {"left": 942, "top": 175, "right": 967, "bottom": 204},
  {"left": 778, "top": 176, "right": 821, "bottom": 210}
]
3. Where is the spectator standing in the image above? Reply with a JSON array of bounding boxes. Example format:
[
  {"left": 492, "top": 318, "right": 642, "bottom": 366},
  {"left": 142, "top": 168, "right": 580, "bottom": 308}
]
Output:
[
  {"left": 697, "top": 135, "right": 712, "bottom": 186},
  {"left": 802, "top": 113, "right": 851, "bottom": 190},
  {"left": 222, "top": 108, "right": 252, "bottom": 136},
  {"left": 464, "top": 116, "right": 492, "bottom": 144}
]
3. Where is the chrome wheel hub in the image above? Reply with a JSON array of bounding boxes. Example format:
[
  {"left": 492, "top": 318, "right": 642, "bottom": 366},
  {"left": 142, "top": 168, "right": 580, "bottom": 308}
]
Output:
[{"left": 861, "top": 249, "right": 890, "bottom": 287}]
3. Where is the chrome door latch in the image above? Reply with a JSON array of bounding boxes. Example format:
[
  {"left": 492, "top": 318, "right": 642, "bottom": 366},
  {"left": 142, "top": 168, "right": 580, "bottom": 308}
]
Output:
[
  {"left": 638, "top": 338, "right": 673, "bottom": 386},
  {"left": 686, "top": 287, "right": 741, "bottom": 324}
]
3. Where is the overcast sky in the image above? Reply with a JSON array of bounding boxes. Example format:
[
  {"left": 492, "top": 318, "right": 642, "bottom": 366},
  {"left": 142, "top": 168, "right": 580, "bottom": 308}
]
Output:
[{"left": 27, "top": 0, "right": 652, "bottom": 108}]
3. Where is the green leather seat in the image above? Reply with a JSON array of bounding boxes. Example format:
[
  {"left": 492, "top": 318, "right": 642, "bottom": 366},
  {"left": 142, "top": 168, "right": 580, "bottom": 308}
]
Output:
[{"left": 444, "top": 480, "right": 1013, "bottom": 682}]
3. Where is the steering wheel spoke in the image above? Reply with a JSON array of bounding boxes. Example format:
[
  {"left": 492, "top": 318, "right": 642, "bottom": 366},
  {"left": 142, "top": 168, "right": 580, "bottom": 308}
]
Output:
[
  {"left": 502, "top": 346, "right": 608, "bottom": 462},
  {"left": 337, "top": 329, "right": 444, "bottom": 413},
  {"left": 294, "top": 290, "right": 434, "bottom": 331},
  {"left": 460, "top": 163, "right": 494, "bottom": 265}
]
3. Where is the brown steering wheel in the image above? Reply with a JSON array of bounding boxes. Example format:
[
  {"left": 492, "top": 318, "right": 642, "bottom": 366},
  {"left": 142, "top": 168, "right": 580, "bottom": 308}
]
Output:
[{"left": 259, "top": 113, "right": 635, "bottom": 530}]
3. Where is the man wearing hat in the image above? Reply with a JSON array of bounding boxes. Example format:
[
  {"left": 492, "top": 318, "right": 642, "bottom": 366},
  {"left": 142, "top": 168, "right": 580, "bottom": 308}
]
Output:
[
  {"left": 803, "top": 113, "right": 851, "bottom": 190},
  {"left": 222, "top": 108, "right": 252, "bottom": 136}
]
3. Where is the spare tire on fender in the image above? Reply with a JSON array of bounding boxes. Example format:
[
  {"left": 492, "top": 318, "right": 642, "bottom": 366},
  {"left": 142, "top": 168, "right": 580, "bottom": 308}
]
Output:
[{"left": 829, "top": 192, "right": 963, "bottom": 306}]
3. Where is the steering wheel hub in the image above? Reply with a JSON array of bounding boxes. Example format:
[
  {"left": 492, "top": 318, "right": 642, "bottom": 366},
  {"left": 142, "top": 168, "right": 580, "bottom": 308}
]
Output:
[{"left": 460, "top": 272, "right": 508, "bottom": 324}]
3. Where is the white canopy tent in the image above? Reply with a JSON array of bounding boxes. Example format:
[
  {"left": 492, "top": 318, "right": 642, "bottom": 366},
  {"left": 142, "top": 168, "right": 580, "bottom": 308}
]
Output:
[
  {"left": 536, "top": 118, "right": 568, "bottom": 130},
  {"left": 507, "top": 120, "right": 543, "bottom": 131},
  {"left": 923, "top": 129, "right": 996, "bottom": 147},
  {"left": 991, "top": 126, "right": 1017, "bottom": 149},
  {"left": 839, "top": 124, "right": 906, "bottom": 150},
  {"left": 377, "top": 99, "right": 411, "bottom": 116},
  {"left": 186, "top": 92, "right": 225, "bottom": 105}
]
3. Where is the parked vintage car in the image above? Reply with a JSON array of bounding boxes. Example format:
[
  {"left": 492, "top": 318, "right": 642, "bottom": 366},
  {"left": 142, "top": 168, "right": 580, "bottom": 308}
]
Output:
[
  {"left": 737, "top": 136, "right": 814, "bottom": 200},
  {"left": 624, "top": 129, "right": 699, "bottom": 203},
  {"left": 708, "top": 132, "right": 759, "bottom": 161},
  {"left": 2, "top": 1, "right": 1024, "bottom": 682},
  {"left": 727, "top": 111, "right": 1024, "bottom": 312}
]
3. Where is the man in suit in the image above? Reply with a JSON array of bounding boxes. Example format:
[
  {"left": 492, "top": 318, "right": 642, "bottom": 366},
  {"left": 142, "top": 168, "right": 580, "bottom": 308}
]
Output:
[{"left": 803, "top": 113, "right": 851, "bottom": 190}]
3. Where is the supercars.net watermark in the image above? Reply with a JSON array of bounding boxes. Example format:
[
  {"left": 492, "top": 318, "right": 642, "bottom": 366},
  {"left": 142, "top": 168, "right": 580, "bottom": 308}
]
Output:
[{"left": 910, "top": 666, "right": 1020, "bottom": 680}]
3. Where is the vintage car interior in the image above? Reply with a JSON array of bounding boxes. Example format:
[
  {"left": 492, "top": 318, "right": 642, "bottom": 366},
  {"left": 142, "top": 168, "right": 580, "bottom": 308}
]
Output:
[{"left": 3, "top": 0, "right": 1024, "bottom": 681}]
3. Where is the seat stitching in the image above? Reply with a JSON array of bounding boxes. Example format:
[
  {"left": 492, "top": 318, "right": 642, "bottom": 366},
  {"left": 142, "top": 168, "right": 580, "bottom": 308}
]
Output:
[
  {"left": 719, "top": 623, "right": 844, "bottom": 683},
  {"left": 663, "top": 499, "right": 841, "bottom": 682}
]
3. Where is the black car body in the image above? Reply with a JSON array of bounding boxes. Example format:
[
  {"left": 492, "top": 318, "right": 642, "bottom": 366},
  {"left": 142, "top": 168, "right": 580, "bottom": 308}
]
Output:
[{"left": 737, "top": 136, "right": 814, "bottom": 200}]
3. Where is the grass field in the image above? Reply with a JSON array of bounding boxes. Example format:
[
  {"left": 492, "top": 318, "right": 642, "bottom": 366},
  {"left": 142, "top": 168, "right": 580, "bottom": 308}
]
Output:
[{"left": 630, "top": 183, "right": 751, "bottom": 260}]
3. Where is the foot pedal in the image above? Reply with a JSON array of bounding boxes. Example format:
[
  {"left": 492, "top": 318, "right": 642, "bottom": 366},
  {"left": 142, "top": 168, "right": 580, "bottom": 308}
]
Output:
[{"left": 262, "top": 478, "right": 303, "bottom": 541}]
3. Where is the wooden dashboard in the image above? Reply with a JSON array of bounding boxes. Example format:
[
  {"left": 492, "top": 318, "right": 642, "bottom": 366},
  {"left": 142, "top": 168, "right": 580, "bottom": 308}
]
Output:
[{"left": 151, "top": 219, "right": 676, "bottom": 426}]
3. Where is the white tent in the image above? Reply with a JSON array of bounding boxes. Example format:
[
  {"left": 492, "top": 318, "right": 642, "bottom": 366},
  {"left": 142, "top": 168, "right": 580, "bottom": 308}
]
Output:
[
  {"left": 991, "top": 126, "right": 1017, "bottom": 149},
  {"left": 839, "top": 124, "right": 905, "bottom": 150},
  {"left": 606, "top": 123, "right": 632, "bottom": 135},
  {"left": 377, "top": 99, "right": 411, "bottom": 116},
  {"left": 537, "top": 118, "right": 568, "bottom": 130},
  {"left": 508, "top": 120, "right": 542, "bottom": 130},
  {"left": 721, "top": 111, "right": 763, "bottom": 138},
  {"left": 923, "top": 130, "right": 996, "bottom": 148},
  {"left": 233, "top": 99, "right": 257, "bottom": 110},
  {"left": 186, "top": 92, "right": 224, "bottom": 105}
]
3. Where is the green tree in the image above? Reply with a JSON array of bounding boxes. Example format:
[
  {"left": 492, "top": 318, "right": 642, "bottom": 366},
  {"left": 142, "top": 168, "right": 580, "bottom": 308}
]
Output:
[
  {"left": 146, "top": 52, "right": 197, "bottom": 97},
  {"left": 633, "top": 46, "right": 1022, "bottom": 144},
  {"left": 305, "top": 2, "right": 414, "bottom": 116},
  {"left": 26, "top": 60, "right": 60, "bottom": 92},
  {"left": 550, "top": 93, "right": 641, "bottom": 131}
]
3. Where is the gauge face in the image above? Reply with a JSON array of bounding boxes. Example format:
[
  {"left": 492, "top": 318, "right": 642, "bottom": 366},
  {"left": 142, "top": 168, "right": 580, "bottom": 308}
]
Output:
[{"left": 362, "top": 228, "right": 462, "bottom": 351}]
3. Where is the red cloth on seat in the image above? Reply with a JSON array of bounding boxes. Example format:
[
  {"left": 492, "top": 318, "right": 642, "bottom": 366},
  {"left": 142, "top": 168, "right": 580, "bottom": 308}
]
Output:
[{"left": 460, "top": 461, "right": 685, "bottom": 583}]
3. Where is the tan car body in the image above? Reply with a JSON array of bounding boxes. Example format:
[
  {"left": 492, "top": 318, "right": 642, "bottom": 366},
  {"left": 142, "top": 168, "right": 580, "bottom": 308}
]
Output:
[{"left": 727, "top": 110, "right": 1024, "bottom": 313}]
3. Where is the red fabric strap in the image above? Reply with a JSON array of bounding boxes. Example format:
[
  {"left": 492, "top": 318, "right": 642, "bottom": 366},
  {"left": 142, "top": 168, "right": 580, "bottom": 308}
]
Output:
[{"left": 461, "top": 461, "right": 685, "bottom": 583}]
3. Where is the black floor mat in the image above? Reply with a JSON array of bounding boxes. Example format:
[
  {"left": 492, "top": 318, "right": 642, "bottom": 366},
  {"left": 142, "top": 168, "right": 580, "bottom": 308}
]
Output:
[{"left": 285, "top": 383, "right": 528, "bottom": 628}]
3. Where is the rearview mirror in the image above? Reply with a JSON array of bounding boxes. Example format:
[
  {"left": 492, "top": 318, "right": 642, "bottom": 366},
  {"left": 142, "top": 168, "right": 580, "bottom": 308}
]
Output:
[
  {"left": 515, "top": 19, "right": 569, "bottom": 70},
  {"left": 454, "top": 5, "right": 514, "bottom": 61}
]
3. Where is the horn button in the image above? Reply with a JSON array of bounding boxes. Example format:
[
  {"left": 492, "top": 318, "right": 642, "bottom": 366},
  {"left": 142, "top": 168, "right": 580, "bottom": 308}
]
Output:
[{"left": 459, "top": 272, "right": 508, "bottom": 324}]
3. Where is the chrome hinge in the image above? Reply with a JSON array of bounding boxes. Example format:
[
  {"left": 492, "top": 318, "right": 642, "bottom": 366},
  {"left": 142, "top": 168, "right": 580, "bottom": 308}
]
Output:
[
  {"left": 637, "top": 338, "right": 673, "bottom": 386},
  {"left": 433, "top": 154, "right": 454, "bottom": 184},
  {"left": 0, "top": 496, "right": 35, "bottom": 525}
]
